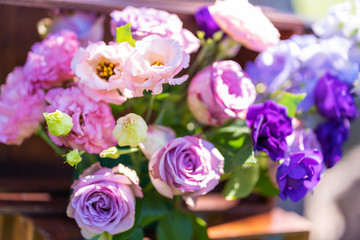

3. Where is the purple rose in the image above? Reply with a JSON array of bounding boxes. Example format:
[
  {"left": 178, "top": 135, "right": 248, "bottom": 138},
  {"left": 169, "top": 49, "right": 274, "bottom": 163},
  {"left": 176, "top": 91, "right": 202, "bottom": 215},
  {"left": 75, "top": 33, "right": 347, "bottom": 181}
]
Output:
[
  {"left": 194, "top": 6, "right": 221, "bottom": 38},
  {"left": 188, "top": 60, "right": 256, "bottom": 126},
  {"left": 67, "top": 163, "right": 143, "bottom": 239},
  {"left": 246, "top": 100, "right": 293, "bottom": 161},
  {"left": 149, "top": 136, "right": 224, "bottom": 206},
  {"left": 315, "top": 119, "right": 350, "bottom": 168},
  {"left": 315, "top": 73, "right": 359, "bottom": 121},
  {"left": 276, "top": 149, "right": 323, "bottom": 202}
]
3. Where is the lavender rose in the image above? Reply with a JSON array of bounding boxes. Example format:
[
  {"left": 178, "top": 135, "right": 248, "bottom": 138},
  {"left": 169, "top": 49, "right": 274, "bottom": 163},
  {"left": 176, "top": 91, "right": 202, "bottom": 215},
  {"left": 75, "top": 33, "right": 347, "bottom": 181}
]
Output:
[
  {"left": 67, "top": 162, "right": 143, "bottom": 239},
  {"left": 315, "top": 119, "right": 350, "bottom": 168},
  {"left": 149, "top": 136, "right": 224, "bottom": 206},
  {"left": 314, "top": 73, "right": 359, "bottom": 121},
  {"left": 194, "top": 6, "right": 221, "bottom": 38},
  {"left": 276, "top": 149, "right": 323, "bottom": 202},
  {"left": 188, "top": 60, "right": 256, "bottom": 126},
  {"left": 246, "top": 100, "right": 293, "bottom": 161}
]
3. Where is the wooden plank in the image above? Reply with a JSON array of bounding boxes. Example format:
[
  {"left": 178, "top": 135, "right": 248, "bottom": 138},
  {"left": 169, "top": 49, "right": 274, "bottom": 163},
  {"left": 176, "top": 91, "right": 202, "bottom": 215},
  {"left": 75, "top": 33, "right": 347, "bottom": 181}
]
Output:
[
  {"left": 0, "top": 0, "right": 214, "bottom": 13},
  {"left": 207, "top": 207, "right": 311, "bottom": 240},
  {"left": 12, "top": 215, "right": 35, "bottom": 240}
]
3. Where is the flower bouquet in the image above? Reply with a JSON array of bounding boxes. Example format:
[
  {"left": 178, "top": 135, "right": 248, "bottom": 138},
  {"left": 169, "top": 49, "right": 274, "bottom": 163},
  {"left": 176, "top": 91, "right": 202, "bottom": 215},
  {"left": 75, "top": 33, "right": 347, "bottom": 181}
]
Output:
[{"left": 1, "top": 0, "right": 359, "bottom": 239}]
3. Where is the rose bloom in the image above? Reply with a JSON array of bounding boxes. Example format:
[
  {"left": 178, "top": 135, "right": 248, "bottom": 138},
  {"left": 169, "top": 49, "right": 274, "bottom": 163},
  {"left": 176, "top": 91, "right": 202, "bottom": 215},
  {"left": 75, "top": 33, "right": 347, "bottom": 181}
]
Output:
[
  {"left": 139, "top": 125, "right": 176, "bottom": 159},
  {"left": 115, "top": 35, "right": 189, "bottom": 98},
  {"left": 276, "top": 149, "right": 323, "bottom": 202},
  {"left": 314, "top": 73, "right": 359, "bottom": 121},
  {"left": 246, "top": 100, "right": 293, "bottom": 161},
  {"left": 67, "top": 162, "right": 143, "bottom": 239},
  {"left": 71, "top": 41, "right": 132, "bottom": 104},
  {"left": 149, "top": 136, "right": 224, "bottom": 206},
  {"left": 23, "top": 30, "right": 80, "bottom": 88},
  {"left": 0, "top": 67, "right": 46, "bottom": 145},
  {"left": 45, "top": 86, "right": 117, "bottom": 154},
  {"left": 110, "top": 6, "right": 200, "bottom": 54},
  {"left": 188, "top": 60, "right": 256, "bottom": 126},
  {"left": 209, "top": 0, "right": 280, "bottom": 52},
  {"left": 315, "top": 119, "right": 350, "bottom": 168}
]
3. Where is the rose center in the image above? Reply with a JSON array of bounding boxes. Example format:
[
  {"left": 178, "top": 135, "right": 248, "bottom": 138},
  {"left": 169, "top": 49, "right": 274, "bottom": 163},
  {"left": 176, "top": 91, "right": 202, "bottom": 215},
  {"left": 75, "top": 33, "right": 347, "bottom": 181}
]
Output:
[{"left": 96, "top": 58, "right": 116, "bottom": 81}]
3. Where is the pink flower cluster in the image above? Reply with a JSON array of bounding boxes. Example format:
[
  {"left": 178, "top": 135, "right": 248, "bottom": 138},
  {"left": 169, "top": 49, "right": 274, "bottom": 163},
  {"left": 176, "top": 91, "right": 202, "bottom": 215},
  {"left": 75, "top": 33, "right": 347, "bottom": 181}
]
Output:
[
  {"left": 0, "top": 67, "right": 46, "bottom": 145},
  {"left": 24, "top": 30, "right": 80, "bottom": 88},
  {"left": 45, "top": 86, "right": 117, "bottom": 154},
  {"left": 71, "top": 35, "right": 190, "bottom": 103},
  {"left": 110, "top": 6, "right": 200, "bottom": 54}
]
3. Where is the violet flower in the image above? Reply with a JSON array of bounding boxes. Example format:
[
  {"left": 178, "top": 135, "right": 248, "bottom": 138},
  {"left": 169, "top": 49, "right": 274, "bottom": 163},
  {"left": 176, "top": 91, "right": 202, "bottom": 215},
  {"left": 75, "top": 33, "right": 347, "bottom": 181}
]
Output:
[
  {"left": 246, "top": 100, "right": 293, "bottom": 161},
  {"left": 276, "top": 149, "right": 323, "bottom": 202},
  {"left": 194, "top": 6, "right": 221, "bottom": 38}
]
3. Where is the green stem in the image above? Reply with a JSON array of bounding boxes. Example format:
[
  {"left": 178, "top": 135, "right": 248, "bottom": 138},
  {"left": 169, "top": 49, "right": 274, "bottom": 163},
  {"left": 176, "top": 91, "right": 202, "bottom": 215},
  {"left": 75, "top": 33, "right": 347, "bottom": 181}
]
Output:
[
  {"left": 145, "top": 94, "right": 155, "bottom": 122},
  {"left": 36, "top": 126, "right": 65, "bottom": 156}
]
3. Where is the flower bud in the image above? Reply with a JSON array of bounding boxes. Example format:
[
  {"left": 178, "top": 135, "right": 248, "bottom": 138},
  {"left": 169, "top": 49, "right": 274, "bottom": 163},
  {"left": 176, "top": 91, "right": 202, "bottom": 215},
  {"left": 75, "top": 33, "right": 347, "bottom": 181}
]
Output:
[
  {"left": 99, "top": 146, "right": 121, "bottom": 159},
  {"left": 65, "top": 149, "right": 82, "bottom": 167},
  {"left": 43, "top": 110, "right": 73, "bottom": 136},
  {"left": 113, "top": 113, "right": 148, "bottom": 147}
]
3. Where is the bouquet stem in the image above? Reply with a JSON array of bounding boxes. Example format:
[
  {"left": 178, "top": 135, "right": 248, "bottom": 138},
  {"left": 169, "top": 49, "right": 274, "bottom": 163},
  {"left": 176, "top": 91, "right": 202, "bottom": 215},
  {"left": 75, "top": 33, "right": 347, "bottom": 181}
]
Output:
[{"left": 36, "top": 126, "right": 65, "bottom": 156}]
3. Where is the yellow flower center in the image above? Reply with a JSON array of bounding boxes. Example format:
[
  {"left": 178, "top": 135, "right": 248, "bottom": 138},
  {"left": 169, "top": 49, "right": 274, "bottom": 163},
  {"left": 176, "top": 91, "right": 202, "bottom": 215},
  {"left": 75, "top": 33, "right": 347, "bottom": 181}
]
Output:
[
  {"left": 96, "top": 59, "right": 116, "bottom": 81},
  {"left": 152, "top": 61, "right": 163, "bottom": 66}
]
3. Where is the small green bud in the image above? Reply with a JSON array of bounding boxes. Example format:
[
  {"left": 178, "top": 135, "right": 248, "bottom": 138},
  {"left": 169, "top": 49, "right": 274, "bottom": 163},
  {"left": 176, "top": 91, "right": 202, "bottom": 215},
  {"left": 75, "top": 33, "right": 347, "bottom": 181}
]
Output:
[
  {"left": 99, "top": 146, "right": 121, "bottom": 159},
  {"left": 113, "top": 113, "right": 148, "bottom": 147},
  {"left": 65, "top": 149, "right": 83, "bottom": 167},
  {"left": 43, "top": 110, "right": 73, "bottom": 137}
]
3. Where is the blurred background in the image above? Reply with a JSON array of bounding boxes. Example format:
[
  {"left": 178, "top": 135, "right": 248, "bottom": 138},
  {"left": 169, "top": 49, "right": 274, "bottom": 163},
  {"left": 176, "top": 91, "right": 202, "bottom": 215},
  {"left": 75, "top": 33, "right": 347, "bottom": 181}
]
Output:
[{"left": 0, "top": 0, "right": 359, "bottom": 239}]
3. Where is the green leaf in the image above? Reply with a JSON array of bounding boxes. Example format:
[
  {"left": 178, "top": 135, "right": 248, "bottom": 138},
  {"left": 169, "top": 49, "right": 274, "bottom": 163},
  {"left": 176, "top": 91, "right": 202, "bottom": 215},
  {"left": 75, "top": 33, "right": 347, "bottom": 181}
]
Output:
[
  {"left": 205, "top": 123, "right": 253, "bottom": 174},
  {"left": 255, "top": 156, "right": 280, "bottom": 196},
  {"left": 191, "top": 215, "right": 210, "bottom": 240},
  {"left": 139, "top": 191, "right": 172, "bottom": 227},
  {"left": 116, "top": 23, "right": 136, "bottom": 47},
  {"left": 223, "top": 164, "right": 260, "bottom": 200},
  {"left": 129, "top": 228, "right": 144, "bottom": 240},
  {"left": 157, "top": 209, "right": 193, "bottom": 240},
  {"left": 276, "top": 91, "right": 306, "bottom": 117}
]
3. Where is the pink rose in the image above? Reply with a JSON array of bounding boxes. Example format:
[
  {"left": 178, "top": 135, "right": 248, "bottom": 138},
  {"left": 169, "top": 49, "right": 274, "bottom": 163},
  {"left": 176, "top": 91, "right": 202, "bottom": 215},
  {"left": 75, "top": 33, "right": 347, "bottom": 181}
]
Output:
[
  {"left": 149, "top": 136, "right": 224, "bottom": 206},
  {"left": 67, "top": 162, "right": 143, "bottom": 239},
  {"left": 114, "top": 35, "right": 190, "bottom": 98},
  {"left": 71, "top": 41, "right": 132, "bottom": 104},
  {"left": 110, "top": 6, "right": 200, "bottom": 54},
  {"left": 209, "top": 0, "right": 280, "bottom": 52},
  {"left": 138, "top": 124, "right": 176, "bottom": 159},
  {"left": 0, "top": 67, "right": 46, "bottom": 145},
  {"left": 23, "top": 30, "right": 80, "bottom": 88},
  {"left": 45, "top": 86, "right": 116, "bottom": 154},
  {"left": 188, "top": 60, "right": 256, "bottom": 125}
]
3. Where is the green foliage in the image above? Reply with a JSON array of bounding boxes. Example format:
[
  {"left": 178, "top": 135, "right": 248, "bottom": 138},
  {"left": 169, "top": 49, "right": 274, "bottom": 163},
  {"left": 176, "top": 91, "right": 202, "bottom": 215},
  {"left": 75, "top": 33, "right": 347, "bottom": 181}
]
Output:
[
  {"left": 205, "top": 121, "right": 253, "bottom": 175},
  {"left": 275, "top": 91, "right": 306, "bottom": 117},
  {"left": 157, "top": 209, "right": 193, "bottom": 240},
  {"left": 191, "top": 215, "right": 210, "bottom": 240},
  {"left": 255, "top": 157, "right": 280, "bottom": 197},
  {"left": 223, "top": 163, "right": 260, "bottom": 200},
  {"left": 116, "top": 23, "right": 136, "bottom": 47},
  {"left": 139, "top": 191, "right": 173, "bottom": 227}
]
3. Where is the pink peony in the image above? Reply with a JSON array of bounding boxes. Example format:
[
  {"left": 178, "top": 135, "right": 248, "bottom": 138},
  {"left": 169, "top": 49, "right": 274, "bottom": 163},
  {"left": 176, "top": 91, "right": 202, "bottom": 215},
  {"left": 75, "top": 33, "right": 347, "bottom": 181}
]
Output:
[
  {"left": 0, "top": 67, "right": 46, "bottom": 145},
  {"left": 67, "top": 162, "right": 143, "bottom": 239},
  {"left": 45, "top": 86, "right": 117, "bottom": 154},
  {"left": 209, "top": 0, "right": 280, "bottom": 52},
  {"left": 114, "top": 35, "right": 190, "bottom": 98},
  {"left": 110, "top": 6, "right": 200, "bottom": 54},
  {"left": 149, "top": 136, "right": 224, "bottom": 206},
  {"left": 71, "top": 41, "right": 132, "bottom": 104},
  {"left": 23, "top": 30, "right": 80, "bottom": 88},
  {"left": 139, "top": 124, "right": 176, "bottom": 159},
  {"left": 188, "top": 60, "right": 256, "bottom": 125}
]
